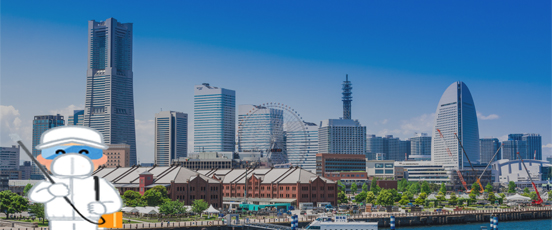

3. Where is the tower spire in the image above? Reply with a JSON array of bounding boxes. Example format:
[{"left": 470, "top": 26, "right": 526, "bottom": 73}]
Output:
[{"left": 342, "top": 74, "right": 352, "bottom": 119}]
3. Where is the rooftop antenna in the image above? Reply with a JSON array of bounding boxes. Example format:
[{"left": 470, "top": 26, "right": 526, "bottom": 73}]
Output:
[{"left": 342, "top": 74, "right": 352, "bottom": 120}]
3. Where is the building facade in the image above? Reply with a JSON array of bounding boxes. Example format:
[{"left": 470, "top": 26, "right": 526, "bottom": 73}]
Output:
[
  {"left": 20, "top": 161, "right": 32, "bottom": 180},
  {"left": 366, "top": 160, "right": 395, "bottom": 179},
  {"left": 366, "top": 135, "right": 383, "bottom": 160},
  {"left": 67, "top": 110, "right": 84, "bottom": 126},
  {"left": 155, "top": 111, "right": 188, "bottom": 166},
  {"left": 286, "top": 121, "right": 318, "bottom": 172},
  {"left": 480, "top": 138, "right": 501, "bottom": 163},
  {"left": 316, "top": 153, "right": 366, "bottom": 177},
  {"left": 194, "top": 83, "right": 236, "bottom": 152},
  {"left": 0, "top": 145, "right": 19, "bottom": 172},
  {"left": 431, "top": 82, "right": 480, "bottom": 169},
  {"left": 491, "top": 159, "right": 552, "bottom": 189},
  {"left": 238, "top": 104, "right": 284, "bottom": 164},
  {"left": 523, "top": 134, "right": 542, "bottom": 160},
  {"left": 318, "top": 119, "right": 366, "bottom": 155},
  {"left": 502, "top": 139, "right": 527, "bottom": 160},
  {"left": 199, "top": 167, "right": 338, "bottom": 206},
  {"left": 84, "top": 18, "right": 137, "bottom": 166},
  {"left": 101, "top": 144, "right": 130, "bottom": 168},
  {"left": 410, "top": 133, "right": 431, "bottom": 161},
  {"left": 32, "top": 114, "right": 65, "bottom": 179}
]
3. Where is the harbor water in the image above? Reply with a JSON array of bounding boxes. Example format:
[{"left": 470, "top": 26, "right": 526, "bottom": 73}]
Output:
[{"left": 379, "top": 219, "right": 551, "bottom": 230}]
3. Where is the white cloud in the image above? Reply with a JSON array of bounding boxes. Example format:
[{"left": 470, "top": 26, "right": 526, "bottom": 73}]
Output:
[
  {"left": 477, "top": 112, "right": 499, "bottom": 120},
  {"left": 543, "top": 144, "right": 552, "bottom": 159},
  {"left": 135, "top": 119, "right": 155, "bottom": 164},
  {"left": 49, "top": 104, "right": 84, "bottom": 119},
  {"left": 376, "top": 128, "right": 403, "bottom": 137},
  {"left": 543, "top": 143, "right": 552, "bottom": 149},
  {"left": 0, "top": 105, "right": 32, "bottom": 160},
  {"left": 399, "top": 113, "right": 436, "bottom": 136},
  {"left": 498, "top": 135, "right": 508, "bottom": 142},
  {"left": 373, "top": 119, "right": 389, "bottom": 126}
]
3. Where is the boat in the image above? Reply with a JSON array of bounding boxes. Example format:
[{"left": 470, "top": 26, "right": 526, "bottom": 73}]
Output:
[{"left": 304, "top": 215, "right": 378, "bottom": 230}]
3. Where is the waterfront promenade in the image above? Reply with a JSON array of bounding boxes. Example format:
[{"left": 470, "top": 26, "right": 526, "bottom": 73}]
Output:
[{"left": 0, "top": 207, "right": 550, "bottom": 229}]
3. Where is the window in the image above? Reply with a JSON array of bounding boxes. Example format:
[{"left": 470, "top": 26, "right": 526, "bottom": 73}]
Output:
[
  {"left": 328, "top": 186, "right": 334, "bottom": 190},
  {"left": 286, "top": 194, "right": 290, "bottom": 198},
  {"left": 320, "top": 187, "right": 324, "bottom": 191},
  {"left": 280, "top": 194, "right": 283, "bottom": 198},
  {"left": 312, "top": 194, "right": 316, "bottom": 198},
  {"left": 385, "top": 163, "right": 393, "bottom": 168},
  {"left": 286, "top": 186, "right": 290, "bottom": 190},
  {"left": 328, "top": 194, "right": 334, "bottom": 198},
  {"left": 320, "top": 194, "right": 324, "bottom": 198},
  {"left": 385, "top": 169, "right": 393, "bottom": 174},
  {"left": 302, "top": 194, "right": 308, "bottom": 198},
  {"left": 375, "top": 169, "right": 384, "bottom": 174},
  {"left": 375, "top": 163, "right": 384, "bottom": 168},
  {"left": 302, "top": 187, "right": 309, "bottom": 191}
]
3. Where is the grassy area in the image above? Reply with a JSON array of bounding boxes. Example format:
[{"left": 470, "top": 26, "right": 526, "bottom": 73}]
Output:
[{"left": 2, "top": 218, "right": 49, "bottom": 227}]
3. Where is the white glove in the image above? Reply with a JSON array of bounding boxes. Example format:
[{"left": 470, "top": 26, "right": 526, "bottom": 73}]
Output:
[
  {"left": 48, "top": 184, "right": 69, "bottom": 197},
  {"left": 88, "top": 202, "right": 107, "bottom": 215}
]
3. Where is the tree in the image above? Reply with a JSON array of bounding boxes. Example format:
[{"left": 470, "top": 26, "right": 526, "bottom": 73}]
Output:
[
  {"left": 28, "top": 203, "right": 45, "bottom": 224},
  {"left": 436, "top": 192, "right": 446, "bottom": 203},
  {"left": 398, "top": 195, "right": 410, "bottom": 205},
  {"left": 470, "top": 182, "right": 481, "bottom": 196},
  {"left": 122, "top": 190, "right": 146, "bottom": 207},
  {"left": 365, "top": 191, "right": 376, "bottom": 205},
  {"left": 191, "top": 199, "right": 209, "bottom": 215},
  {"left": 408, "top": 182, "right": 420, "bottom": 195},
  {"left": 338, "top": 191, "right": 348, "bottom": 204},
  {"left": 529, "top": 191, "right": 538, "bottom": 201},
  {"left": 439, "top": 183, "right": 447, "bottom": 194},
  {"left": 549, "top": 191, "right": 552, "bottom": 201},
  {"left": 414, "top": 192, "right": 427, "bottom": 205},
  {"left": 388, "top": 189, "right": 401, "bottom": 202},
  {"left": 362, "top": 183, "right": 369, "bottom": 193},
  {"left": 0, "top": 191, "right": 28, "bottom": 218},
  {"left": 508, "top": 181, "right": 516, "bottom": 193},
  {"left": 398, "top": 179, "right": 408, "bottom": 192},
  {"left": 468, "top": 193, "right": 477, "bottom": 205},
  {"left": 370, "top": 178, "right": 378, "bottom": 193},
  {"left": 159, "top": 200, "right": 187, "bottom": 215},
  {"left": 337, "top": 180, "right": 346, "bottom": 193},
  {"left": 448, "top": 193, "right": 458, "bottom": 205},
  {"left": 488, "top": 192, "right": 496, "bottom": 204},
  {"left": 429, "top": 183, "right": 439, "bottom": 193},
  {"left": 523, "top": 187, "right": 530, "bottom": 194},
  {"left": 350, "top": 183, "right": 358, "bottom": 195},
  {"left": 458, "top": 198, "right": 465, "bottom": 206},
  {"left": 376, "top": 189, "right": 395, "bottom": 206},
  {"left": 421, "top": 181, "right": 431, "bottom": 194},
  {"left": 23, "top": 184, "right": 33, "bottom": 197},
  {"left": 404, "top": 191, "right": 414, "bottom": 200},
  {"left": 143, "top": 185, "right": 170, "bottom": 206},
  {"left": 355, "top": 191, "right": 367, "bottom": 204},
  {"left": 485, "top": 183, "right": 493, "bottom": 193}
]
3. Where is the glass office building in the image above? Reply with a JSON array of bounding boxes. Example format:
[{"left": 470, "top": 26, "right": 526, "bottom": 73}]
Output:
[
  {"left": 194, "top": 83, "right": 236, "bottom": 152},
  {"left": 431, "top": 82, "right": 480, "bottom": 169},
  {"left": 155, "top": 111, "right": 188, "bottom": 166},
  {"left": 238, "top": 104, "right": 284, "bottom": 163},
  {"left": 286, "top": 121, "right": 318, "bottom": 172},
  {"left": 83, "top": 18, "right": 137, "bottom": 166},
  {"left": 67, "top": 110, "right": 84, "bottom": 126},
  {"left": 410, "top": 133, "right": 432, "bottom": 161},
  {"left": 32, "top": 114, "right": 65, "bottom": 179},
  {"left": 480, "top": 137, "right": 501, "bottom": 163}
]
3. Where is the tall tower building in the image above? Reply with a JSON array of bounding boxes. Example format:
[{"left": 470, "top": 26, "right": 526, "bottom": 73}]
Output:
[
  {"left": 155, "top": 111, "right": 188, "bottom": 166},
  {"left": 431, "top": 82, "right": 480, "bottom": 169},
  {"left": 83, "top": 18, "right": 137, "bottom": 166},
  {"left": 502, "top": 133, "right": 542, "bottom": 160},
  {"left": 318, "top": 119, "right": 366, "bottom": 155},
  {"left": 522, "top": 134, "right": 542, "bottom": 160},
  {"left": 480, "top": 138, "right": 501, "bottom": 163},
  {"left": 399, "top": 139, "right": 411, "bottom": 161},
  {"left": 0, "top": 145, "right": 20, "bottom": 171},
  {"left": 366, "top": 135, "right": 384, "bottom": 160},
  {"left": 32, "top": 114, "right": 64, "bottom": 179},
  {"left": 194, "top": 83, "right": 236, "bottom": 152},
  {"left": 410, "top": 133, "right": 432, "bottom": 161},
  {"left": 286, "top": 121, "right": 318, "bottom": 172},
  {"left": 342, "top": 74, "right": 352, "bottom": 120}
]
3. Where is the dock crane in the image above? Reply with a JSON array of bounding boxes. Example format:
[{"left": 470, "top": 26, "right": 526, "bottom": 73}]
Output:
[
  {"left": 473, "top": 143, "right": 503, "bottom": 193},
  {"left": 436, "top": 129, "right": 470, "bottom": 193},
  {"left": 517, "top": 152, "right": 543, "bottom": 205},
  {"left": 453, "top": 133, "right": 484, "bottom": 194}
]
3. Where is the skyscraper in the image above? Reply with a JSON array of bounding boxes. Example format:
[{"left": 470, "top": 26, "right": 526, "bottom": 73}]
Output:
[
  {"left": 502, "top": 133, "right": 542, "bottom": 160},
  {"left": 155, "top": 111, "right": 188, "bottom": 166},
  {"left": 318, "top": 119, "right": 366, "bottom": 155},
  {"left": 237, "top": 104, "right": 284, "bottom": 162},
  {"left": 431, "top": 82, "right": 480, "bottom": 169},
  {"left": 0, "top": 145, "right": 20, "bottom": 171},
  {"left": 399, "top": 139, "right": 411, "bottom": 161},
  {"left": 32, "top": 114, "right": 64, "bottom": 179},
  {"left": 502, "top": 139, "right": 526, "bottom": 160},
  {"left": 410, "top": 133, "right": 431, "bottom": 161},
  {"left": 83, "top": 18, "right": 137, "bottom": 166},
  {"left": 342, "top": 74, "right": 352, "bottom": 120},
  {"left": 286, "top": 121, "right": 318, "bottom": 172},
  {"left": 522, "top": 134, "right": 542, "bottom": 160},
  {"left": 480, "top": 138, "right": 501, "bottom": 163},
  {"left": 67, "top": 110, "right": 84, "bottom": 126},
  {"left": 194, "top": 83, "right": 236, "bottom": 152},
  {"left": 383, "top": 135, "right": 400, "bottom": 161},
  {"left": 366, "top": 135, "right": 384, "bottom": 160}
]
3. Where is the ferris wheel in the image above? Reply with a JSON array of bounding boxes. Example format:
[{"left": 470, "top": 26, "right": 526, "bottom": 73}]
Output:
[{"left": 237, "top": 102, "right": 310, "bottom": 167}]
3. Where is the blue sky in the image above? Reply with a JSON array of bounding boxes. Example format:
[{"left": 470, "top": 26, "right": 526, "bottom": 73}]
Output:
[{"left": 1, "top": 0, "right": 550, "bottom": 163}]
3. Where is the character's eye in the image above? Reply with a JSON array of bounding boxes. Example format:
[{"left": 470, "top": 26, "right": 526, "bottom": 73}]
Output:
[
  {"left": 79, "top": 149, "right": 89, "bottom": 154},
  {"left": 56, "top": 150, "right": 66, "bottom": 154}
]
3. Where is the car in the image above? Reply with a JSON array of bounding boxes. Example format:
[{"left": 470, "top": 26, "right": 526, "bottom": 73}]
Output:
[
  {"left": 338, "top": 205, "right": 349, "bottom": 211},
  {"left": 300, "top": 211, "right": 307, "bottom": 215}
]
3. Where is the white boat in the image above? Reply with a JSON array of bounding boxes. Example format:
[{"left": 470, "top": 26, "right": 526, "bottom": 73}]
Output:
[{"left": 304, "top": 215, "right": 378, "bottom": 230}]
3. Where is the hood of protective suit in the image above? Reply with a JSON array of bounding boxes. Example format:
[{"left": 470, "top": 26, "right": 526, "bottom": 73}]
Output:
[{"left": 50, "top": 154, "right": 94, "bottom": 177}]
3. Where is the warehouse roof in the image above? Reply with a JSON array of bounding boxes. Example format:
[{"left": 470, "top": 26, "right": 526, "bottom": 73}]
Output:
[{"left": 197, "top": 167, "right": 335, "bottom": 184}]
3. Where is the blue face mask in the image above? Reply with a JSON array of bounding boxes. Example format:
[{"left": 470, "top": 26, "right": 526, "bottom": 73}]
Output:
[{"left": 41, "top": 145, "right": 103, "bottom": 160}]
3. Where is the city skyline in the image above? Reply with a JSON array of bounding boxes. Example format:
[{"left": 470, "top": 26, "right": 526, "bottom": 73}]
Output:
[{"left": 1, "top": 1, "right": 550, "bottom": 164}]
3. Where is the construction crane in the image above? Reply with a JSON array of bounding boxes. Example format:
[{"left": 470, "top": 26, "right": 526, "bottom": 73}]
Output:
[
  {"left": 436, "top": 129, "right": 469, "bottom": 193},
  {"left": 453, "top": 133, "right": 484, "bottom": 194},
  {"left": 474, "top": 143, "right": 503, "bottom": 193},
  {"left": 516, "top": 152, "right": 543, "bottom": 205}
]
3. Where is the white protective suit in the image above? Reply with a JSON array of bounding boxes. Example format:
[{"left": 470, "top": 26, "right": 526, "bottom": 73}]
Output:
[{"left": 29, "top": 154, "right": 122, "bottom": 230}]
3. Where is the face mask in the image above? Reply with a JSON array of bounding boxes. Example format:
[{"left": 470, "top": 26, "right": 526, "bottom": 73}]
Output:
[{"left": 41, "top": 145, "right": 103, "bottom": 160}]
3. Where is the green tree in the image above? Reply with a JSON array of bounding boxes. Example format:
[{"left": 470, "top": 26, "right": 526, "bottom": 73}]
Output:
[
  {"left": 122, "top": 190, "right": 146, "bottom": 207},
  {"left": 468, "top": 193, "right": 477, "bottom": 205},
  {"left": 355, "top": 191, "right": 367, "bottom": 204},
  {"left": 549, "top": 191, "right": 552, "bottom": 201},
  {"left": 362, "top": 183, "right": 369, "bottom": 193},
  {"left": 338, "top": 191, "right": 348, "bottom": 204},
  {"left": 376, "top": 189, "right": 395, "bottom": 206},
  {"left": 415, "top": 192, "right": 427, "bottom": 205},
  {"left": 439, "top": 183, "right": 447, "bottom": 194},
  {"left": 436, "top": 192, "right": 446, "bottom": 203},
  {"left": 350, "top": 183, "right": 358, "bottom": 195},
  {"left": 404, "top": 191, "right": 414, "bottom": 200},
  {"left": 485, "top": 183, "right": 493, "bottom": 193},
  {"left": 28, "top": 203, "right": 45, "bottom": 224},
  {"left": 488, "top": 192, "right": 496, "bottom": 204},
  {"left": 408, "top": 182, "right": 420, "bottom": 195},
  {"left": 159, "top": 200, "right": 187, "bottom": 215},
  {"left": 388, "top": 189, "right": 401, "bottom": 202},
  {"left": 470, "top": 182, "right": 481, "bottom": 196},
  {"left": 191, "top": 199, "right": 209, "bottom": 215},
  {"left": 398, "top": 195, "right": 410, "bottom": 205},
  {"left": 529, "top": 191, "right": 538, "bottom": 201},
  {"left": 337, "top": 180, "right": 346, "bottom": 193},
  {"left": 421, "top": 181, "right": 431, "bottom": 194},
  {"left": 370, "top": 179, "right": 378, "bottom": 193},
  {"left": 508, "top": 181, "right": 516, "bottom": 193},
  {"left": 143, "top": 185, "right": 170, "bottom": 206},
  {"left": 448, "top": 193, "right": 458, "bottom": 205},
  {"left": 523, "top": 187, "right": 529, "bottom": 194},
  {"left": 23, "top": 184, "right": 33, "bottom": 197},
  {"left": 429, "top": 183, "right": 439, "bottom": 193},
  {"left": 0, "top": 191, "right": 28, "bottom": 218},
  {"left": 365, "top": 191, "right": 376, "bottom": 204},
  {"left": 398, "top": 179, "right": 408, "bottom": 192}
]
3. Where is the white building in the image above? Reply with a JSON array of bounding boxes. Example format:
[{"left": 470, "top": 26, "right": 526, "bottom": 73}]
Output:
[
  {"left": 155, "top": 111, "right": 188, "bottom": 166},
  {"left": 319, "top": 119, "right": 366, "bottom": 155},
  {"left": 432, "top": 81, "right": 480, "bottom": 169},
  {"left": 491, "top": 159, "right": 552, "bottom": 188},
  {"left": 0, "top": 146, "right": 20, "bottom": 171}
]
